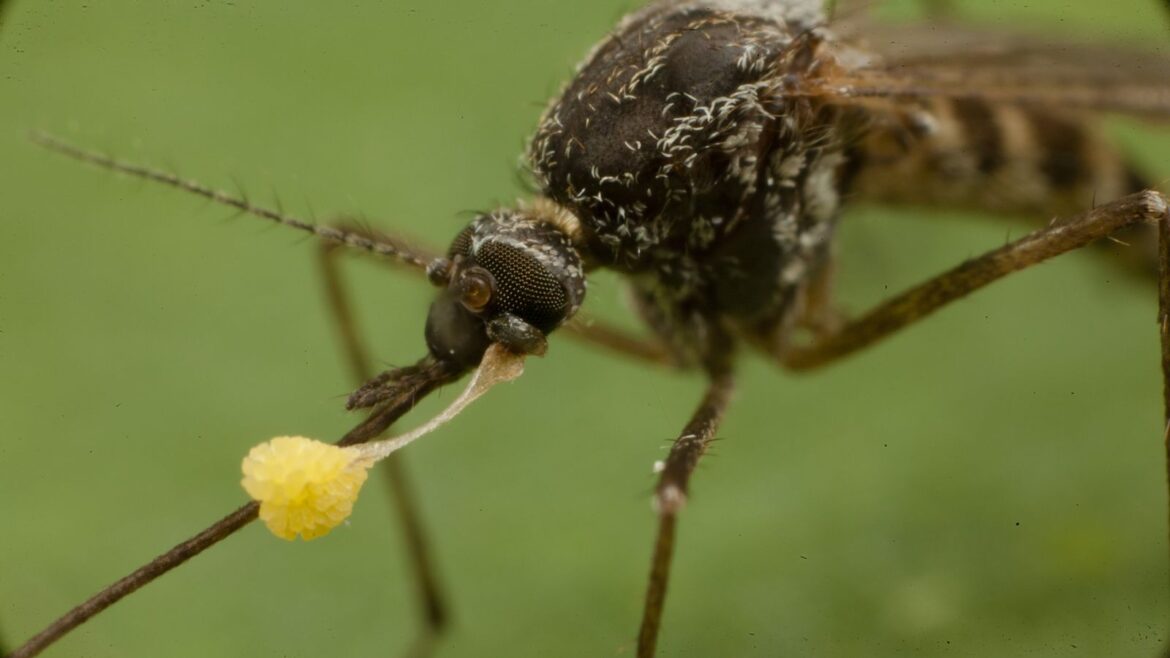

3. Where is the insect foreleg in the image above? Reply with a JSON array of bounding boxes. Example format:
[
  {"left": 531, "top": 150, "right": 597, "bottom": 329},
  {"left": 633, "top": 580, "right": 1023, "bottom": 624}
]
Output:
[
  {"left": 317, "top": 241, "right": 450, "bottom": 653},
  {"left": 637, "top": 370, "right": 735, "bottom": 658}
]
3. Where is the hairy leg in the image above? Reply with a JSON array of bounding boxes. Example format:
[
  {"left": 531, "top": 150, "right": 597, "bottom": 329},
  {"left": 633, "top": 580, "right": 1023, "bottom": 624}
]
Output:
[
  {"left": 318, "top": 241, "right": 448, "bottom": 654},
  {"left": 637, "top": 370, "right": 736, "bottom": 658}
]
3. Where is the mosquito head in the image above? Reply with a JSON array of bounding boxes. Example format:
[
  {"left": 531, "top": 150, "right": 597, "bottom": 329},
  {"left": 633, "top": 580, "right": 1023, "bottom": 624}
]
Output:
[{"left": 423, "top": 204, "right": 586, "bottom": 368}]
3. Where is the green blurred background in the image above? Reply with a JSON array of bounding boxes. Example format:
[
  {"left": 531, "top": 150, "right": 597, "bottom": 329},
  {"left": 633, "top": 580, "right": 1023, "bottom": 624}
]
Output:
[{"left": 1, "top": 1, "right": 1169, "bottom": 656}]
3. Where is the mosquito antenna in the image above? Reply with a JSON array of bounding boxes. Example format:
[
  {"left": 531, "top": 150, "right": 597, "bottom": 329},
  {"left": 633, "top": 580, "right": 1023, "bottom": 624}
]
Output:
[{"left": 30, "top": 132, "right": 435, "bottom": 272}]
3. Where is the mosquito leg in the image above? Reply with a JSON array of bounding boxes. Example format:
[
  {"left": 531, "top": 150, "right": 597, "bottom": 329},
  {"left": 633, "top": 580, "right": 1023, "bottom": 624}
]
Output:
[
  {"left": 1159, "top": 210, "right": 1170, "bottom": 658},
  {"left": 560, "top": 317, "right": 676, "bottom": 367},
  {"left": 795, "top": 256, "right": 847, "bottom": 339},
  {"left": 637, "top": 370, "right": 735, "bottom": 658},
  {"left": 317, "top": 241, "right": 449, "bottom": 650},
  {"left": 771, "top": 191, "right": 1170, "bottom": 651},
  {"left": 775, "top": 192, "right": 1168, "bottom": 370}
]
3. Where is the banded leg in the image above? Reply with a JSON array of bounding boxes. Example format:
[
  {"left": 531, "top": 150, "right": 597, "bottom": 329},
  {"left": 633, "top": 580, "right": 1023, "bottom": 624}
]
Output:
[
  {"left": 318, "top": 241, "right": 448, "bottom": 655},
  {"left": 637, "top": 371, "right": 736, "bottom": 658}
]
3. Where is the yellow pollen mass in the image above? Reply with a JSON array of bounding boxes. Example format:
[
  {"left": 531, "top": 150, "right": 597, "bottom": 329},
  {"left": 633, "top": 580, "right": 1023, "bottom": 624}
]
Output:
[{"left": 241, "top": 436, "right": 372, "bottom": 541}]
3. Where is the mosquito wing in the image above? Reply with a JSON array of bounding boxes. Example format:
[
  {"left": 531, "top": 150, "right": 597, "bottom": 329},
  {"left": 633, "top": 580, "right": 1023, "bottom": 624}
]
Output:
[{"left": 814, "top": 19, "right": 1170, "bottom": 118}]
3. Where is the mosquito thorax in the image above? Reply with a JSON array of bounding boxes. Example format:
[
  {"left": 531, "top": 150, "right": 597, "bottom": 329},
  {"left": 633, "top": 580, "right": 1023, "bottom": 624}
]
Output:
[{"left": 423, "top": 202, "right": 587, "bottom": 368}]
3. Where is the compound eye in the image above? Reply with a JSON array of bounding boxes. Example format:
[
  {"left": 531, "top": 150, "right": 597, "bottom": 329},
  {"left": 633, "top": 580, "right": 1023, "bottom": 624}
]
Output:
[
  {"left": 473, "top": 240, "right": 572, "bottom": 332},
  {"left": 458, "top": 267, "right": 495, "bottom": 313}
]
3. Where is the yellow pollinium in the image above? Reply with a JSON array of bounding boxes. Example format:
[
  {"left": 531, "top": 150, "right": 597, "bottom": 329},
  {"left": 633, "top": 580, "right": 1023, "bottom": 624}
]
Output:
[
  {"left": 241, "top": 345, "right": 527, "bottom": 542},
  {"left": 241, "top": 436, "right": 372, "bottom": 541}
]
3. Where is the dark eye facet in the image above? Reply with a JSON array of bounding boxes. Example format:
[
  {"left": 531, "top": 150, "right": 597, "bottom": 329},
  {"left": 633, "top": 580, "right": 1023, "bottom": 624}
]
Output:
[
  {"left": 437, "top": 210, "right": 586, "bottom": 342},
  {"left": 472, "top": 240, "right": 569, "bottom": 332}
]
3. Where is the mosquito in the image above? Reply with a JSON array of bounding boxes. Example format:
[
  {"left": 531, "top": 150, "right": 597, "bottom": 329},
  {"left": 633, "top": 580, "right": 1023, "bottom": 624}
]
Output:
[{"left": 6, "top": 0, "right": 1170, "bottom": 656}]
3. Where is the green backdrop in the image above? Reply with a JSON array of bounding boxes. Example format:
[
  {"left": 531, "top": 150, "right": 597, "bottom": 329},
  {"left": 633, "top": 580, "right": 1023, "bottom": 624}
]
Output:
[{"left": 2, "top": 1, "right": 1169, "bottom": 656}]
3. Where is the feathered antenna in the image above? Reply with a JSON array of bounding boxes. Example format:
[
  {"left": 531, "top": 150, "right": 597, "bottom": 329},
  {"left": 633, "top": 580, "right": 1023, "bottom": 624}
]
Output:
[{"left": 30, "top": 132, "right": 437, "bottom": 271}]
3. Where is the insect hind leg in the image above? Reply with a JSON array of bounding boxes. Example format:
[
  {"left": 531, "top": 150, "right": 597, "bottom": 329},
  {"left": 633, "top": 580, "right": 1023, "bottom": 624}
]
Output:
[{"left": 317, "top": 239, "right": 450, "bottom": 653}]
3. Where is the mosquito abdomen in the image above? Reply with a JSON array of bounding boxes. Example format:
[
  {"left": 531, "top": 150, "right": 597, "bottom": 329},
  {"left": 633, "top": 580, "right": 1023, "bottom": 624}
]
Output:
[{"left": 845, "top": 97, "right": 1153, "bottom": 220}]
